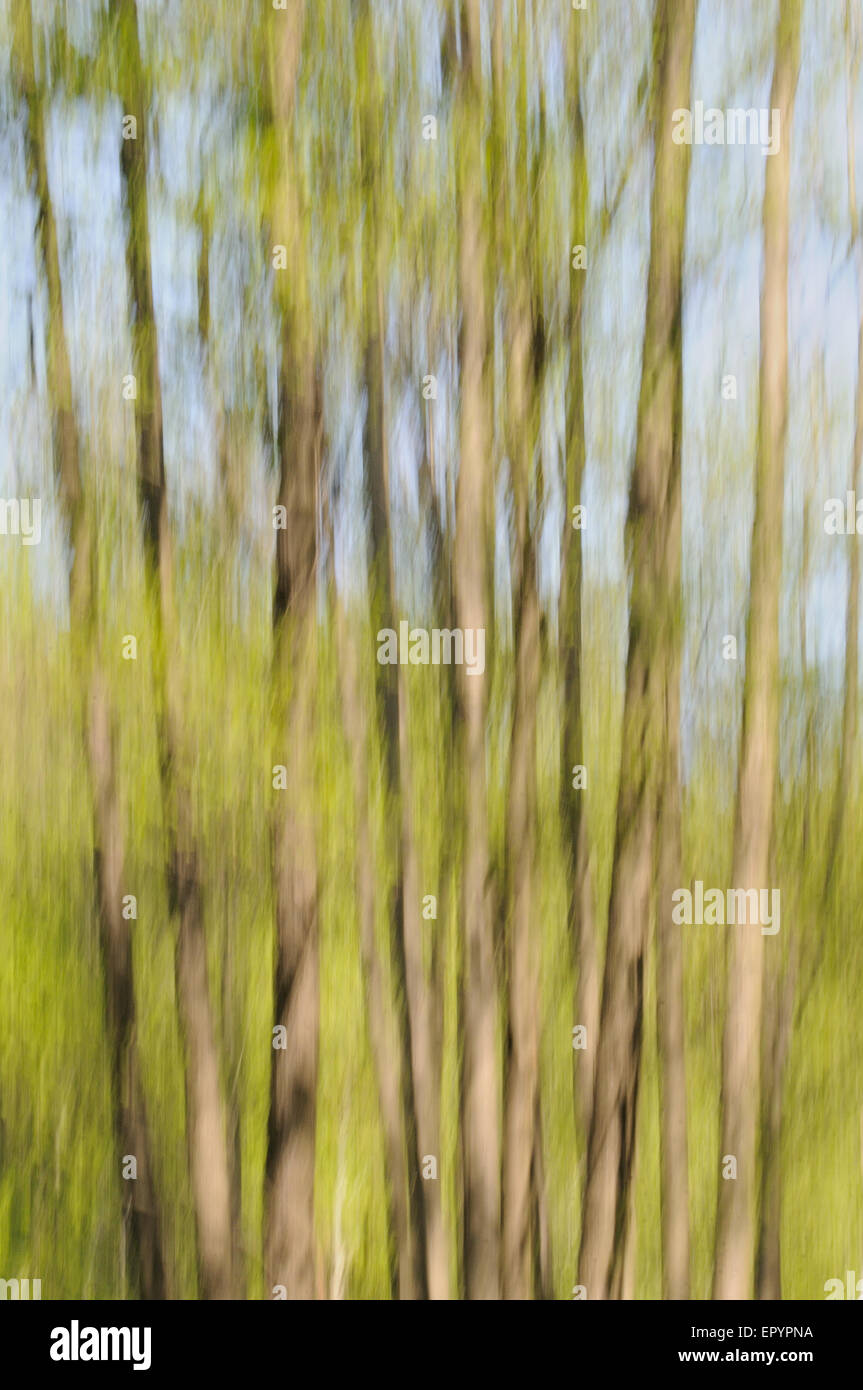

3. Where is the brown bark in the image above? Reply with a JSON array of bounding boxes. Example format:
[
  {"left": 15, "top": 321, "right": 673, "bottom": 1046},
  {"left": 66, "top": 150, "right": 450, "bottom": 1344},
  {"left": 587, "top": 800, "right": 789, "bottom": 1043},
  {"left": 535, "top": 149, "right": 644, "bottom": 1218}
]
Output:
[
  {"left": 577, "top": 0, "right": 695, "bottom": 1299},
  {"left": 264, "top": 0, "right": 322, "bottom": 1299},
  {"left": 656, "top": 412, "right": 689, "bottom": 1294},
  {"left": 654, "top": 23, "right": 692, "bottom": 1276},
  {"left": 455, "top": 0, "right": 500, "bottom": 1300},
  {"left": 713, "top": 0, "right": 801, "bottom": 1301},
  {"left": 18, "top": 0, "right": 166, "bottom": 1300},
  {"left": 117, "top": 0, "right": 237, "bottom": 1299}
]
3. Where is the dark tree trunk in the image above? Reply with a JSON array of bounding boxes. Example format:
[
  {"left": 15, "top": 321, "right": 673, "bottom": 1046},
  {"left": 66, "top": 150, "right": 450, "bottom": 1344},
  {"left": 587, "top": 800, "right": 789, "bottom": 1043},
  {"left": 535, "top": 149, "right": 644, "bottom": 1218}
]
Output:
[
  {"left": 117, "top": 0, "right": 237, "bottom": 1300},
  {"left": 263, "top": 0, "right": 322, "bottom": 1298}
]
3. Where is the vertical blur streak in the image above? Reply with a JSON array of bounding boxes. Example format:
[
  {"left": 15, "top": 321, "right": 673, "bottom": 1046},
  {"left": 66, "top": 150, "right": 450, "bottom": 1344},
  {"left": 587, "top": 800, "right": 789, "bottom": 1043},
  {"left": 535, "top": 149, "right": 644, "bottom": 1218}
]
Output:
[
  {"left": 16, "top": 0, "right": 167, "bottom": 1300},
  {"left": 356, "top": 0, "right": 437, "bottom": 1300},
  {"left": 116, "top": 0, "right": 238, "bottom": 1299},
  {"left": 823, "top": 0, "right": 863, "bottom": 911},
  {"left": 454, "top": 0, "right": 500, "bottom": 1301},
  {"left": 656, "top": 0, "right": 693, "bottom": 1300},
  {"left": 336, "top": 597, "right": 420, "bottom": 1300},
  {"left": 560, "top": 0, "right": 598, "bottom": 1150},
  {"left": 197, "top": 195, "right": 246, "bottom": 1293},
  {"left": 265, "top": 0, "right": 322, "bottom": 1301},
  {"left": 501, "top": 0, "right": 543, "bottom": 1301},
  {"left": 713, "top": 0, "right": 801, "bottom": 1303},
  {"left": 578, "top": 0, "right": 695, "bottom": 1301},
  {"left": 758, "top": 0, "right": 858, "bottom": 1307},
  {"left": 501, "top": 292, "right": 542, "bottom": 1298}
]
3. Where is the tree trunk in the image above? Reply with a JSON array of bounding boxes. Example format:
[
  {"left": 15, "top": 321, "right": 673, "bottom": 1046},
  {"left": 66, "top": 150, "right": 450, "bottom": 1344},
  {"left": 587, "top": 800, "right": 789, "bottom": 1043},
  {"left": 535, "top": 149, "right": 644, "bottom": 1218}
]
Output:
[
  {"left": 197, "top": 192, "right": 246, "bottom": 1293},
  {"left": 263, "top": 0, "right": 321, "bottom": 1299},
  {"left": 656, "top": 423, "right": 690, "bottom": 1295},
  {"left": 713, "top": 0, "right": 801, "bottom": 1301},
  {"left": 266, "top": 333, "right": 321, "bottom": 1299},
  {"left": 578, "top": 0, "right": 695, "bottom": 1299},
  {"left": 561, "top": 6, "right": 598, "bottom": 1145},
  {"left": 19, "top": 0, "right": 167, "bottom": 1299},
  {"left": 360, "top": 30, "right": 435, "bottom": 1307},
  {"left": 117, "top": 0, "right": 237, "bottom": 1299},
  {"left": 501, "top": 281, "right": 542, "bottom": 1300},
  {"left": 455, "top": 0, "right": 500, "bottom": 1300},
  {"left": 355, "top": 2, "right": 446, "bottom": 1296}
]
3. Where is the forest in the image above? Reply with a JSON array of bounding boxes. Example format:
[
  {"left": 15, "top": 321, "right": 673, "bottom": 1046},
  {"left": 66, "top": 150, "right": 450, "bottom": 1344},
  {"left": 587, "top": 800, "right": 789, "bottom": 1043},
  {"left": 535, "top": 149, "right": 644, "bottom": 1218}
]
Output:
[{"left": 0, "top": 0, "right": 861, "bottom": 1301}]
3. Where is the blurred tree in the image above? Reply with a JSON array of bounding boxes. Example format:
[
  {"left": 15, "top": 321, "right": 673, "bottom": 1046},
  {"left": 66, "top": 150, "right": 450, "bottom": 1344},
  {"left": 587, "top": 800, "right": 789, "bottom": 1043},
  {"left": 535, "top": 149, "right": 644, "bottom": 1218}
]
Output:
[
  {"left": 578, "top": 0, "right": 695, "bottom": 1300},
  {"left": 560, "top": 0, "right": 598, "bottom": 1149},
  {"left": 500, "top": 0, "right": 544, "bottom": 1302},
  {"left": 263, "top": 0, "right": 323, "bottom": 1300},
  {"left": 654, "top": 0, "right": 693, "bottom": 1298},
  {"left": 452, "top": 0, "right": 500, "bottom": 1301},
  {"left": 16, "top": 0, "right": 167, "bottom": 1302},
  {"left": 355, "top": 0, "right": 448, "bottom": 1300},
  {"left": 714, "top": 0, "right": 802, "bottom": 1302},
  {"left": 823, "top": 0, "right": 863, "bottom": 914},
  {"left": 115, "top": 0, "right": 238, "bottom": 1299}
]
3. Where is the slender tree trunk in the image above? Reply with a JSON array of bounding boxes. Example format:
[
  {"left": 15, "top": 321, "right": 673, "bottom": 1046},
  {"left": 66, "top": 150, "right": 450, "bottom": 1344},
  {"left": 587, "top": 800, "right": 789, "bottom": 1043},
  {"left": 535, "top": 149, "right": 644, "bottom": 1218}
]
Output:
[
  {"left": 267, "top": 335, "right": 321, "bottom": 1300},
  {"left": 655, "top": 268, "right": 690, "bottom": 1297},
  {"left": 455, "top": 0, "right": 500, "bottom": 1300},
  {"left": 197, "top": 192, "right": 246, "bottom": 1292},
  {"left": 19, "top": 0, "right": 167, "bottom": 1300},
  {"left": 117, "top": 0, "right": 237, "bottom": 1299},
  {"left": 421, "top": 305, "right": 459, "bottom": 1299},
  {"left": 263, "top": 0, "right": 321, "bottom": 1299},
  {"left": 499, "top": 13, "right": 545, "bottom": 1292},
  {"left": 501, "top": 539, "right": 541, "bottom": 1300},
  {"left": 561, "top": 8, "right": 598, "bottom": 1145},
  {"left": 356, "top": 1, "right": 447, "bottom": 1298},
  {"left": 578, "top": 0, "right": 695, "bottom": 1299},
  {"left": 501, "top": 280, "right": 542, "bottom": 1299},
  {"left": 713, "top": 0, "right": 801, "bottom": 1301}
]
